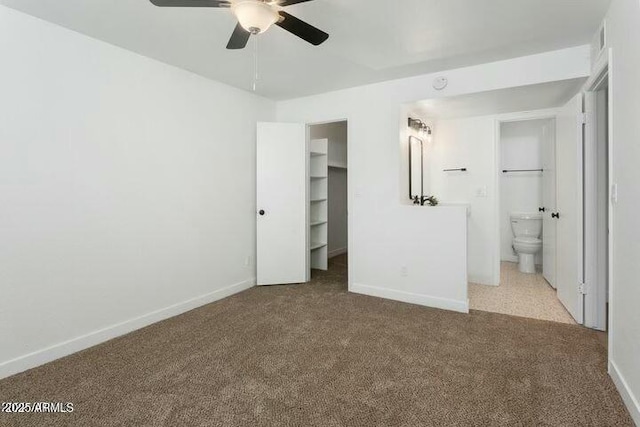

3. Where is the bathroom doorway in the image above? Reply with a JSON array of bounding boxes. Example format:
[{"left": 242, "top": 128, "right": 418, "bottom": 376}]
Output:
[
  {"left": 470, "top": 116, "right": 575, "bottom": 324},
  {"left": 499, "top": 118, "right": 552, "bottom": 277}
]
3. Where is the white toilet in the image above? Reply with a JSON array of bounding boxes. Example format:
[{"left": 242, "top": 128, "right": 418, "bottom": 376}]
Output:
[{"left": 510, "top": 212, "right": 543, "bottom": 274}]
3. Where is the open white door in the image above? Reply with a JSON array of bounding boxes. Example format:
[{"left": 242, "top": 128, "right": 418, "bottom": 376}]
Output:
[
  {"left": 555, "top": 94, "right": 584, "bottom": 323},
  {"left": 542, "top": 122, "right": 557, "bottom": 288},
  {"left": 256, "top": 122, "right": 308, "bottom": 286}
]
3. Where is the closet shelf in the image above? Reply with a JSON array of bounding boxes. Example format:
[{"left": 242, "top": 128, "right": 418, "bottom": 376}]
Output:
[
  {"left": 310, "top": 241, "right": 328, "bottom": 250},
  {"left": 309, "top": 138, "right": 328, "bottom": 271}
]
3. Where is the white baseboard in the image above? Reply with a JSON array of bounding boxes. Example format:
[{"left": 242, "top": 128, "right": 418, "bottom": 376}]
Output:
[
  {"left": 468, "top": 274, "right": 498, "bottom": 286},
  {"left": 328, "top": 247, "right": 347, "bottom": 258},
  {"left": 0, "top": 278, "right": 255, "bottom": 380},
  {"left": 501, "top": 255, "right": 518, "bottom": 263},
  {"left": 609, "top": 360, "right": 640, "bottom": 426},
  {"left": 350, "top": 283, "right": 469, "bottom": 314}
]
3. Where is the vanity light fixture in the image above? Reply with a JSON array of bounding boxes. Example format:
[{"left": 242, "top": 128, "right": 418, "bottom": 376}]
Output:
[{"left": 408, "top": 117, "right": 433, "bottom": 142}]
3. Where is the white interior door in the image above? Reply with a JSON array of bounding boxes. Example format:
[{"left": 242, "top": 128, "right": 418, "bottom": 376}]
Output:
[
  {"left": 256, "top": 122, "right": 308, "bottom": 286},
  {"left": 555, "top": 94, "right": 584, "bottom": 323},
  {"left": 542, "top": 122, "right": 557, "bottom": 288}
]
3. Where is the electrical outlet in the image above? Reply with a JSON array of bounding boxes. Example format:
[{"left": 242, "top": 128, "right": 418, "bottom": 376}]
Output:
[
  {"left": 401, "top": 266, "right": 408, "bottom": 277},
  {"left": 476, "top": 186, "right": 488, "bottom": 198},
  {"left": 244, "top": 256, "right": 252, "bottom": 267}
]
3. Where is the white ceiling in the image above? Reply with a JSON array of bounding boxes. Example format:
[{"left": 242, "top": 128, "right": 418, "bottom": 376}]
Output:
[
  {"left": 412, "top": 78, "right": 587, "bottom": 120},
  {"left": 0, "top": 0, "right": 609, "bottom": 100}
]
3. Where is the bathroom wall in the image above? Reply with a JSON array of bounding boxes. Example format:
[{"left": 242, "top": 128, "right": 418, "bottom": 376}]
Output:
[
  {"left": 428, "top": 116, "right": 496, "bottom": 285},
  {"left": 499, "top": 120, "right": 549, "bottom": 263}
]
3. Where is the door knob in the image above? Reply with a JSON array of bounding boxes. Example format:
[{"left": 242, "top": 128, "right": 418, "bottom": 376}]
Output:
[
  {"left": 551, "top": 212, "right": 560, "bottom": 219},
  {"left": 539, "top": 207, "right": 546, "bottom": 212},
  {"left": 258, "top": 210, "right": 265, "bottom": 216}
]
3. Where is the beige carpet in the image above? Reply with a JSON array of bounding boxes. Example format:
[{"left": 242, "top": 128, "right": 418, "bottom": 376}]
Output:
[
  {"left": 469, "top": 261, "right": 577, "bottom": 324},
  {"left": 0, "top": 255, "right": 632, "bottom": 426}
]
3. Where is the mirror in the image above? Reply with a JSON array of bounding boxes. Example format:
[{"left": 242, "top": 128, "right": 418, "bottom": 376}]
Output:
[{"left": 409, "top": 136, "right": 424, "bottom": 202}]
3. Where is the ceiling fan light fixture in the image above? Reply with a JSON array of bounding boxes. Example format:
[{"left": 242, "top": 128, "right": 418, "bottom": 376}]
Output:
[{"left": 232, "top": 1, "right": 279, "bottom": 34}]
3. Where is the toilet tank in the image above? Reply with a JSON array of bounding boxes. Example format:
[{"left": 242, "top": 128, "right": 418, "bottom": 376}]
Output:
[{"left": 510, "top": 212, "right": 542, "bottom": 238}]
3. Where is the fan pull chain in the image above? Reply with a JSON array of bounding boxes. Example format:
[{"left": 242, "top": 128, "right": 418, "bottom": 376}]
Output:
[{"left": 252, "top": 36, "right": 259, "bottom": 92}]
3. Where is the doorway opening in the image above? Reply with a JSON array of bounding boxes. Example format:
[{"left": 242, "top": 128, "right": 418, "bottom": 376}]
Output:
[
  {"left": 308, "top": 120, "right": 348, "bottom": 283},
  {"left": 255, "top": 120, "right": 348, "bottom": 287},
  {"left": 584, "top": 66, "right": 610, "bottom": 334},
  {"left": 473, "top": 117, "right": 576, "bottom": 324}
]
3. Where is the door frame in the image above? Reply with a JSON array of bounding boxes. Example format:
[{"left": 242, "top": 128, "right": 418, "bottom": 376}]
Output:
[
  {"left": 306, "top": 118, "right": 351, "bottom": 287},
  {"left": 583, "top": 49, "right": 613, "bottom": 333},
  {"left": 492, "top": 109, "right": 560, "bottom": 287}
]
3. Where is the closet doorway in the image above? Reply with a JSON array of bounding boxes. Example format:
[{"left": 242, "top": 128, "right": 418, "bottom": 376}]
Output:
[
  {"left": 308, "top": 120, "right": 349, "bottom": 278},
  {"left": 254, "top": 120, "right": 349, "bottom": 286}
]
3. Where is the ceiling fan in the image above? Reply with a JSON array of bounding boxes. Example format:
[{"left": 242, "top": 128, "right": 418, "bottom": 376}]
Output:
[{"left": 149, "top": 0, "right": 329, "bottom": 50}]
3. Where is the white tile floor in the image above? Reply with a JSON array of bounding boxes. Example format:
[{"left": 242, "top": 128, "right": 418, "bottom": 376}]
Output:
[{"left": 469, "top": 262, "right": 576, "bottom": 324}]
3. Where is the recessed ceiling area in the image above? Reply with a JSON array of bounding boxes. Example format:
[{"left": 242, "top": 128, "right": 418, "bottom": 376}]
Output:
[
  {"left": 0, "top": 0, "right": 609, "bottom": 100},
  {"left": 411, "top": 78, "right": 587, "bottom": 120}
]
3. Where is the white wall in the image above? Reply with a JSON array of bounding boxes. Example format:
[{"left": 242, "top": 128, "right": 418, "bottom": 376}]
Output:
[
  {"left": 310, "top": 122, "right": 348, "bottom": 256},
  {"left": 602, "top": 0, "right": 640, "bottom": 423},
  {"left": 428, "top": 116, "right": 496, "bottom": 285},
  {"left": 0, "top": 6, "right": 274, "bottom": 378},
  {"left": 499, "top": 120, "right": 548, "bottom": 263},
  {"left": 327, "top": 169, "right": 348, "bottom": 257},
  {"left": 277, "top": 46, "right": 590, "bottom": 310}
]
